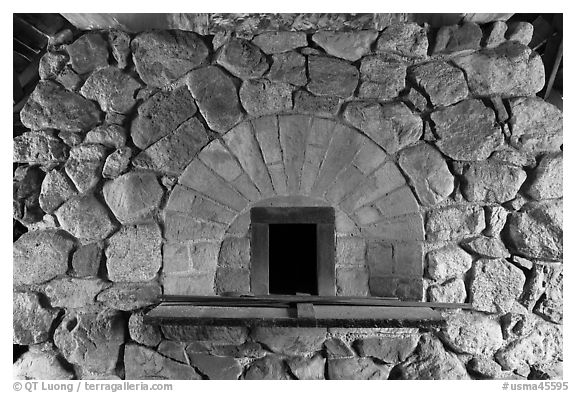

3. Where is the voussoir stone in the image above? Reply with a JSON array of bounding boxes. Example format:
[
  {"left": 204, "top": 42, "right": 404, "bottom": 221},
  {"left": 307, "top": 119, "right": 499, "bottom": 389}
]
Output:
[
  {"left": 426, "top": 204, "right": 485, "bottom": 241},
  {"left": 13, "top": 130, "right": 68, "bottom": 164},
  {"left": 39, "top": 168, "right": 77, "bottom": 213},
  {"left": 105, "top": 222, "right": 162, "bottom": 282},
  {"left": 525, "top": 153, "right": 563, "bottom": 200},
  {"left": 251, "top": 327, "right": 327, "bottom": 356},
  {"left": 452, "top": 41, "right": 545, "bottom": 97},
  {"left": 55, "top": 194, "right": 117, "bottom": 242},
  {"left": 431, "top": 99, "right": 503, "bottom": 161},
  {"left": 508, "top": 96, "right": 563, "bottom": 155},
  {"left": 359, "top": 54, "right": 406, "bottom": 101},
  {"left": 13, "top": 292, "right": 59, "bottom": 345},
  {"left": 376, "top": 22, "right": 428, "bottom": 58},
  {"left": 130, "top": 86, "right": 197, "bottom": 149},
  {"left": 461, "top": 161, "right": 526, "bottom": 203},
  {"left": 408, "top": 61, "right": 468, "bottom": 107},
  {"left": 96, "top": 282, "right": 161, "bottom": 311},
  {"left": 80, "top": 66, "right": 142, "bottom": 114},
  {"left": 354, "top": 335, "right": 419, "bottom": 363},
  {"left": 344, "top": 101, "right": 422, "bottom": 154},
  {"left": 328, "top": 358, "right": 392, "bottom": 380},
  {"left": 54, "top": 309, "right": 125, "bottom": 374},
  {"left": 426, "top": 245, "right": 473, "bottom": 281},
  {"left": 268, "top": 51, "right": 307, "bottom": 86},
  {"left": 216, "top": 38, "right": 269, "bottom": 79},
  {"left": 470, "top": 258, "right": 526, "bottom": 314},
  {"left": 440, "top": 312, "right": 503, "bottom": 356},
  {"left": 66, "top": 33, "right": 109, "bottom": 74},
  {"left": 20, "top": 81, "right": 102, "bottom": 132},
  {"left": 65, "top": 144, "right": 108, "bottom": 194},
  {"left": 125, "top": 344, "right": 201, "bottom": 380},
  {"left": 44, "top": 277, "right": 109, "bottom": 309},
  {"left": 312, "top": 30, "right": 378, "bottom": 61},
  {"left": 398, "top": 143, "right": 454, "bottom": 207},
  {"left": 13, "top": 229, "right": 74, "bottom": 286},
  {"left": 186, "top": 66, "right": 244, "bottom": 133},
  {"left": 505, "top": 199, "right": 563, "bottom": 261},
  {"left": 131, "top": 30, "right": 208, "bottom": 87},
  {"left": 240, "top": 79, "right": 293, "bottom": 116},
  {"left": 307, "top": 55, "right": 359, "bottom": 98},
  {"left": 252, "top": 31, "right": 307, "bottom": 54},
  {"left": 103, "top": 171, "right": 163, "bottom": 225}
]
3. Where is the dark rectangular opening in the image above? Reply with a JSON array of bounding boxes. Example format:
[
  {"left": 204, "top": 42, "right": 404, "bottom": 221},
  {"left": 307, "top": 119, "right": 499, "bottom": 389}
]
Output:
[{"left": 268, "top": 223, "right": 318, "bottom": 295}]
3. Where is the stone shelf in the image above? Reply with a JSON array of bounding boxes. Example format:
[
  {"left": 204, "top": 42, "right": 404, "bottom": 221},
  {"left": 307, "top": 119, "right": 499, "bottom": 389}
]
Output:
[{"left": 144, "top": 303, "right": 448, "bottom": 329}]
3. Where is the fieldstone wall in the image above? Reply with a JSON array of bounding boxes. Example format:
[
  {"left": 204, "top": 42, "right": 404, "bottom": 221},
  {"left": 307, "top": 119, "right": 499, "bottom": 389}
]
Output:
[{"left": 13, "top": 17, "right": 562, "bottom": 380}]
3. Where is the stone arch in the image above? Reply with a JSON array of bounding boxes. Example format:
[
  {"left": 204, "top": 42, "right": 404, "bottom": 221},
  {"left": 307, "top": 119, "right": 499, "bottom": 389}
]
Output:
[{"left": 161, "top": 114, "right": 424, "bottom": 298}]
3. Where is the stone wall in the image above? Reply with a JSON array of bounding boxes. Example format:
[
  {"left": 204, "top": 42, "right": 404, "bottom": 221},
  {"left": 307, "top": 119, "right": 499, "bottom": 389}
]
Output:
[{"left": 13, "top": 17, "right": 562, "bottom": 380}]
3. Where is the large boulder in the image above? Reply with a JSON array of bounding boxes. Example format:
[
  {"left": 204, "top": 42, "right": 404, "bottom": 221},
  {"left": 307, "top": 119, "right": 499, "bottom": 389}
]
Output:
[
  {"left": 312, "top": 30, "right": 378, "bottom": 61},
  {"left": 327, "top": 357, "right": 391, "bottom": 380},
  {"left": 525, "top": 153, "right": 563, "bottom": 200},
  {"left": 376, "top": 22, "right": 428, "bottom": 58},
  {"left": 239, "top": 79, "right": 293, "bottom": 116},
  {"left": 96, "top": 282, "right": 161, "bottom": 311},
  {"left": 359, "top": 54, "right": 406, "bottom": 101},
  {"left": 188, "top": 353, "right": 242, "bottom": 380},
  {"left": 44, "top": 277, "right": 109, "bottom": 309},
  {"left": 307, "top": 56, "right": 359, "bottom": 98},
  {"left": 80, "top": 66, "right": 142, "bottom": 114},
  {"left": 13, "top": 292, "right": 59, "bottom": 345},
  {"left": 251, "top": 31, "right": 307, "bottom": 54},
  {"left": 244, "top": 355, "right": 292, "bottom": 380},
  {"left": 64, "top": 144, "right": 108, "bottom": 194},
  {"left": 128, "top": 312, "right": 162, "bottom": 347},
  {"left": 124, "top": 344, "right": 201, "bottom": 379},
  {"left": 38, "top": 168, "right": 77, "bottom": 213},
  {"left": 55, "top": 194, "right": 117, "bottom": 242},
  {"left": 13, "top": 350, "right": 74, "bottom": 380},
  {"left": 20, "top": 81, "right": 102, "bottom": 132},
  {"left": 216, "top": 38, "right": 269, "bottom": 79},
  {"left": 13, "top": 130, "right": 68, "bottom": 164},
  {"left": 426, "top": 245, "right": 473, "bottom": 281},
  {"left": 426, "top": 204, "right": 485, "bottom": 241},
  {"left": 66, "top": 33, "right": 109, "bottom": 74},
  {"left": 13, "top": 229, "right": 74, "bottom": 285},
  {"left": 131, "top": 30, "right": 208, "bottom": 87},
  {"left": 354, "top": 335, "right": 420, "bottom": 363},
  {"left": 461, "top": 160, "right": 526, "bottom": 203},
  {"left": 251, "top": 327, "right": 327, "bottom": 356},
  {"left": 408, "top": 61, "right": 468, "bottom": 107},
  {"left": 268, "top": 51, "right": 307, "bottom": 86},
  {"left": 440, "top": 312, "right": 503, "bottom": 356}
]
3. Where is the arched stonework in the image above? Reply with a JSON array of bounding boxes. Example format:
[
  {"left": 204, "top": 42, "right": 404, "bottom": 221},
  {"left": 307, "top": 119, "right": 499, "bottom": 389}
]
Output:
[{"left": 161, "top": 114, "right": 424, "bottom": 299}]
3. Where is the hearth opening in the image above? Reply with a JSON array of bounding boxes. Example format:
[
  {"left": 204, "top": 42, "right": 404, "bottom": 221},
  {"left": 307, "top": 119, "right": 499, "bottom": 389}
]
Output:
[{"left": 268, "top": 223, "right": 318, "bottom": 295}]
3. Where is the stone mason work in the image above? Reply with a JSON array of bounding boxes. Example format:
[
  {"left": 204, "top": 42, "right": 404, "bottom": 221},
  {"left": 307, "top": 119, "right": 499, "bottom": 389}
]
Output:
[{"left": 13, "top": 16, "right": 562, "bottom": 381}]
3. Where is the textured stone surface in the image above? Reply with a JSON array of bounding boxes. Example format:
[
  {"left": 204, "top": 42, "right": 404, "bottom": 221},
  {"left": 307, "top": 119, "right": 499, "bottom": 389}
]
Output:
[
  {"left": 507, "top": 22, "right": 534, "bottom": 46},
  {"left": 251, "top": 327, "right": 326, "bottom": 356},
  {"left": 244, "top": 355, "right": 292, "bottom": 380},
  {"left": 428, "top": 279, "right": 467, "bottom": 303},
  {"left": 38, "top": 51, "right": 68, "bottom": 80},
  {"left": 462, "top": 236, "right": 510, "bottom": 259},
  {"left": 408, "top": 61, "right": 468, "bottom": 107},
  {"left": 103, "top": 171, "right": 163, "bottom": 224},
  {"left": 240, "top": 79, "right": 293, "bottom": 116},
  {"left": 13, "top": 292, "right": 59, "bottom": 345},
  {"left": 65, "top": 144, "right": 108, "bottom": 193},
  {"left": 286, "top": 354, "right": 325, "bottom": 380},
  {"left": 186, "top": 66, "right": 244, "bottom": 133},
  {"left": 525, "top": 153, "right": 562, "bottom": 200},
  {"left": 327, "top": 358, "right": 391, "bottom": 380},
  {"left": 130, "top": 86, "right": 197, "bottom": 149},
  {"left": 252, "top": 31, "right": 307, "bottom": 53},
  {"left": 294, "top": 90, "right": 341, "bottom": 116},
  {"left": 359, "top": 54, "right": 406, "bottom": 101},
  {"left": 80, "top": 67, "right": 141, "bottom": 114},
  {"left": 14, "top": 350, "right": 74, "bottom": 380},
  {"left": 462, "top": 161, "right": 526, "bottom": 203},
  {"left": 440, "top": 312, "right": 503, "bottom": 356},
  {"left": 14, "top": 131, "right": 68, "bottom": 164},
  {"left": 96, "top": 282, "right": 161, "bottom": 311},
  {"left": 108, "top": 30, "right": 130, "bottom": 69},
  {"left": 453, "top": 42, "right": 545, "bottom": 97},
  {"left": 426, "top": 205, "right": 485, "bottom": 241},
  {"left": 354, "top": 335, "right": 419, "bottom": 363},
  {"left": 84, "top": 124, "right": 127, "bottom": 148},
  {"left": 433, "top": 22, "right": 482, "bottom": 53},
  {"left": 216, "top": 38, "right": 269, "bottom": 79},
  {"left": 131, "top": 30, "right": 208, "bottom": 87},
  {"left": 398, "top": 143, "right": 454, "bottom": 206},
  {"left": 268, "top": 51, "right": 307, "bottom": 86},
  {"left": 376, "top": 22, "right": 428, "bottom": 58},
  {"left": 13, "top": 230, "right": 74, "bottom": 285},
  {"left": 13, "top": 165, "right": 44, "bottom": 224},
  {"left": 124, "top": 344, "right": 201, "bottom": 379},
  {"left": 66, "top": 33, "right": 108, "bottom": 74},
  {"left": 71, "top": 242, "right": 103, "bottom": 277},
  {"left": 106, "top": 222, "right": 162, "bottom": 282},
  {"left": 485, "top": 21, "right": 508, "bottom": 48},
  {"left": 431, "top": 99, "right": 503, "bottom": 161},
  {"left": 20, "top": 81, "right": 102, "bottom": 132},
  {"left": 509, "top": 97, "right": 563, "bottom": 155},
  {"left": 129, "top": 312, "right": 162, "bottom": 347},
  {"left": 343, "top": 101, "right": 421, "bottom": 154},
  {"left": 55, "top": 194, "right": 117, "bottom": 242},
  {"left": 470, "top": 258, "right": 526, "bottom": 313},
  {"left": 103, "top": 147, "right": 132, "bottom": 179},
  {"left": 312, "top": 30, "right": 378, "bottom": 61},
  {"left": 39, "top": 169, "right": 77, "bottom": 214},
  {"left": 44, "top": 277, "right": 109, "bottom": 308},
  {"left": 188, "top": 353, "right": 242, "bottom": 379},
  {"left": 506, "top": 199, "right": 563, "bottom": 260},
  {"left": 426, "top": 245, "right": 472, "bottom": 281},
  {"left": 307, "top": 56, "right": 359, "bottom": 98},
  {"left": 133, "top": 117, "right": 208, "bottom": 175},
  {"left": 162, "top": 326, "right": 248, "bottom": 345},
  {"left": 395, "top": 334, "right": 469, "bottom": 379},
  {"left": 54, "top": 309, "right": 125, "bottom": 373},
  {"left": 324, "top": 338, "right": 355, "bottom": 359},
  {"left": 522, "top": 263, "right": 563, "bottom": 323}
]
